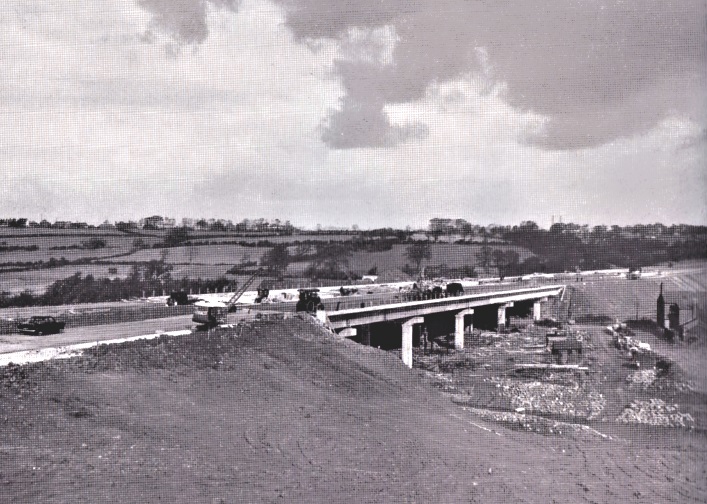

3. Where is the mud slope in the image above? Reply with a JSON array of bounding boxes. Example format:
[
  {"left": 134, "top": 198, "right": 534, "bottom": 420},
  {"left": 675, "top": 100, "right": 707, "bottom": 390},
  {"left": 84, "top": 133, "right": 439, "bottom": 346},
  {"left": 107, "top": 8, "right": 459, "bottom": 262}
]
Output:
[
  {"left": 0, "top": 317, "right": 704, "bottom": 503},
  {"left": 569, "top": 273, "right": 707, "bottom": 323}
]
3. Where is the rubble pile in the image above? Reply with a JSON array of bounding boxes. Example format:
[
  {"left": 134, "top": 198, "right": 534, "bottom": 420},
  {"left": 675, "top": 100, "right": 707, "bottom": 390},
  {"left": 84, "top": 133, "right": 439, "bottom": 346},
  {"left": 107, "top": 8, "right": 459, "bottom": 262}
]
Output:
[
  {"left": 626, "top": 369, "right": 657, "bottom": 388},
  {"left": 617, "top": 399, "right": 695, "bottom": 428},
  {"left": 625, "top": 369, "right": 694, "bottom": 392},
  {"left": 489, "top": 377, "right": 606, "bottom": 420},
  {"left": 462, "top": 406, "right": 611, "bottom": 439}
]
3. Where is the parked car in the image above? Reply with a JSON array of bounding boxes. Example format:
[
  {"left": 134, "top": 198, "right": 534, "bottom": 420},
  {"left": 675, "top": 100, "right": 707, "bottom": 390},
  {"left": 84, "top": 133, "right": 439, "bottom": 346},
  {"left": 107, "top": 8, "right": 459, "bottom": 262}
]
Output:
[{"left": 17, "top": 316, "right": 66, "bottom": 335}]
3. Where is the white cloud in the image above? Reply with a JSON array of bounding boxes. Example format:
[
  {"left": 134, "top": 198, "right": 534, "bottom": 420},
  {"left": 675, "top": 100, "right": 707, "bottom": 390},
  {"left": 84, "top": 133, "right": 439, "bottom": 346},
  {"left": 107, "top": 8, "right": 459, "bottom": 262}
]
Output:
[{"left": 0, "top": 0, "right": 343, "bottom": 221}]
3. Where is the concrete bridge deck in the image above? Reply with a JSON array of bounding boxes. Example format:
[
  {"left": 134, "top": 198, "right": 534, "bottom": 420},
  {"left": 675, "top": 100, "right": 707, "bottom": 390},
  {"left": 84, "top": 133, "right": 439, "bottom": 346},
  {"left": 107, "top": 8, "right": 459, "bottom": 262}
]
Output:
[
  {"left": 327, "top": 285, "right": 565, "bottom": 329},
  {"left": 325, "top": 284, "right": 566, "bottom": 368}
]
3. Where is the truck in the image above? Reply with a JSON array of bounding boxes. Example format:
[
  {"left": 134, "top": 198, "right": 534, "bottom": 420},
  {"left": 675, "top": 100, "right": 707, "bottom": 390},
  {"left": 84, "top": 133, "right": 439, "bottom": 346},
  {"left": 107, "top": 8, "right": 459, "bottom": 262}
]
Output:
[{"left": 17, "top": 316, "right": 66, "bottom": 335}]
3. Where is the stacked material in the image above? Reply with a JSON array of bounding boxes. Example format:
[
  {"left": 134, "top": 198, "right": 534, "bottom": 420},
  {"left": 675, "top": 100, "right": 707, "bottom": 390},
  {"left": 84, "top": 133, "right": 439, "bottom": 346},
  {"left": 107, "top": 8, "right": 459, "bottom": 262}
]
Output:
[
  {"left": 617, "top": 399, "right": 694, "bottom": 428},
  {"left": 490, "top": 378, "right": 606, "bottom": 420}
]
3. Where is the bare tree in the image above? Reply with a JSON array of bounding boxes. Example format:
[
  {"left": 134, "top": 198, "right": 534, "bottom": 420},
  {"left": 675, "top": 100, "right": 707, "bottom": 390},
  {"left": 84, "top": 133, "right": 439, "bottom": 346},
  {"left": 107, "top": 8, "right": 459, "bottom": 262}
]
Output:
[
  {"left": 405, "top": 242, "right": 431, "bottom": 277},
  {"left": 475, "top": 231, "right": 492, "bottom": 275}
]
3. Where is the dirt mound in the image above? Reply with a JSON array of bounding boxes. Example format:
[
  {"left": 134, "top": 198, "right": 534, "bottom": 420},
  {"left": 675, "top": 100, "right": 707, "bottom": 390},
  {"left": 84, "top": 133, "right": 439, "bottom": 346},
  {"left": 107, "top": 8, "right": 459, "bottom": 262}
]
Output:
[{"left": 1, "top": 318, "right": 706, "bottom": 503}]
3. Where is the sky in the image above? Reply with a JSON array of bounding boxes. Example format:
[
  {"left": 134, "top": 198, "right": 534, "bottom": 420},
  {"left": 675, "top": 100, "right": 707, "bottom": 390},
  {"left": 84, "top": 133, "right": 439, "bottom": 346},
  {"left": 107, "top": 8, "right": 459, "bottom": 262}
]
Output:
[{"left": 1, "top": 0, "right": 705, "bottom": 229}]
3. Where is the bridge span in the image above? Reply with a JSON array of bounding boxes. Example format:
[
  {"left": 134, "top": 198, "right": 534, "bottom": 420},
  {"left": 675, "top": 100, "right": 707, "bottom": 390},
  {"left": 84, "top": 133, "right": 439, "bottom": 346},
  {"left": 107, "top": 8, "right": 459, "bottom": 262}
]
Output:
[{"left": 324, "top": 285, "right": 566, "bottom": 368}]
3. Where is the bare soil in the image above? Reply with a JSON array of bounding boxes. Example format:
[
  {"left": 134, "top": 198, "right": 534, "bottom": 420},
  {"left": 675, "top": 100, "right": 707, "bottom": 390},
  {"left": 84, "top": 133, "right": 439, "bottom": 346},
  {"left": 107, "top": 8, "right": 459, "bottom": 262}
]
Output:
[{"left": 0, "top": 317, "right": 705, "bottom": 503}]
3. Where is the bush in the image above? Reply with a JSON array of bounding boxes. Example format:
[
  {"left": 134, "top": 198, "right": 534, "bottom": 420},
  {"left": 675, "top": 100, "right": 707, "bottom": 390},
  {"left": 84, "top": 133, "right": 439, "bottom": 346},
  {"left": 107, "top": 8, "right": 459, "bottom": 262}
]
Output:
[{"left": 82, "top": 237, "right": 107, "bottom": 249}]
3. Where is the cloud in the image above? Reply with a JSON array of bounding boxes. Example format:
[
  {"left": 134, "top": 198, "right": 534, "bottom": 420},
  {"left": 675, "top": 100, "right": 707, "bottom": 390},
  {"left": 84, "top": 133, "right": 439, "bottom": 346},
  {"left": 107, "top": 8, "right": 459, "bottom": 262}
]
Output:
[
  {"left": 138, "top": 0, "right": 240, "bottom": 44},
  {"left": 0, "top": 0, "right": 342, "bottom": 222},
  {"left": 321, "top": 95, "right": 428, "bottom": 149},
  {"left": 0, "top": 0, "right": 704, "bottom": 227},
  {"left": 275, "top": 0, "right": 707, "bottom": 150}
]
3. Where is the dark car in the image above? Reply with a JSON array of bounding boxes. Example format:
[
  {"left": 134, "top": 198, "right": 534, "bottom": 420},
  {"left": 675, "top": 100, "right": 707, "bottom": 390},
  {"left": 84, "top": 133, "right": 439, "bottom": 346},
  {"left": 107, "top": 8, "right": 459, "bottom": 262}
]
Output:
[{"left": 17, "top": 316, "right": 66, "bottom": 335}]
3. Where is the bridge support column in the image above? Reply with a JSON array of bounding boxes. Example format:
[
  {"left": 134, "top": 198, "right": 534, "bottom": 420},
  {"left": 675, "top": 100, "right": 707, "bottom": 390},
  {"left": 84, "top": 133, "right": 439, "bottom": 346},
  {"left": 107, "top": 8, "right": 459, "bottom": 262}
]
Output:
[
  {"left": 497, "top": 302, "right": 514, "bottom": 331},
  {"left": 401, "top": 317, "right": 425, "bottom": 368},
  {"left": 454, "top": 309, "right": 475, "bottom": 350},
  {"left": 533, "top": 298, "right": 548, "bottom": 321},
  {"left": 360, "top": 325, "right": 371, "bottom": 346},
  {"left": 337, "top": 327, "right": 357, "bottom": 338}
]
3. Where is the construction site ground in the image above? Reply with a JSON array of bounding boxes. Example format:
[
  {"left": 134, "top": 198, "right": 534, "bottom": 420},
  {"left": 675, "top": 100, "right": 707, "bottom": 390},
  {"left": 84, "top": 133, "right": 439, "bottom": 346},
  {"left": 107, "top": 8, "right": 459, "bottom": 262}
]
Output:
[{"left": 0, "top": 313, "right": 705, "bottom": 503}]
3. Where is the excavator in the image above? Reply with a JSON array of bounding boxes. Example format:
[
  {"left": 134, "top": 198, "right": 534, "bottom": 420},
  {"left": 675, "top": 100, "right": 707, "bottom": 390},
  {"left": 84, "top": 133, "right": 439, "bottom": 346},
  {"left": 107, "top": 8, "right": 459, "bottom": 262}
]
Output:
[{"left": 192, "top": 272, "right": 261, "bottom": 328}]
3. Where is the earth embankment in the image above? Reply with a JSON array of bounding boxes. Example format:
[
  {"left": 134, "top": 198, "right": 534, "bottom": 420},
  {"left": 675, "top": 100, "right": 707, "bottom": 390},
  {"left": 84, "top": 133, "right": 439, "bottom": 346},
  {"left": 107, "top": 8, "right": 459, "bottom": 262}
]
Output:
[{"left": 0, "top": 317, "right": 704, "bottom": 503}]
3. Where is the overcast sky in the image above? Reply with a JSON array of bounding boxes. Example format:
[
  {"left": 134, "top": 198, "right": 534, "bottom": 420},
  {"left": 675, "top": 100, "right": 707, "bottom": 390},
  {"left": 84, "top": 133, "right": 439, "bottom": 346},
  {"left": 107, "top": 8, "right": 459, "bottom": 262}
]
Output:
[{"left": 1, "top": 0, "right": 705, "bottom": 229}]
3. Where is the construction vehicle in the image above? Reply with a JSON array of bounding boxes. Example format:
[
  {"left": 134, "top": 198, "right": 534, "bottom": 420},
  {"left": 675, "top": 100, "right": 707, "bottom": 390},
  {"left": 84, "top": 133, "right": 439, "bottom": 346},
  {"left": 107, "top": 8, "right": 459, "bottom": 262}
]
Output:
[
  {"left": 445, "top": 282, "right": 464, "bottom": 296},
  {"left": 192, "top": 272, "right": 260, "bottom": 328},
  {"left": 627, "top": 266, "right": 642, "bottom": 280},
  {"left": 296, "top": 288, "right": 323, "bottom": 313},
  {"left": 254, "top": 279, "right": 275, "bottom": 303},
  {"left": 166, "top": 291, "right": 197, "bottom": 306}
]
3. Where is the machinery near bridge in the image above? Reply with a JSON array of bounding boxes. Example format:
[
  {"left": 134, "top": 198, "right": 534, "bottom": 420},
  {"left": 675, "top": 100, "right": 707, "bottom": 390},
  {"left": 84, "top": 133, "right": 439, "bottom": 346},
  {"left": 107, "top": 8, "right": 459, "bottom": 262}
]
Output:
[{"left": 192, "top": 273, "right": 260, "bottom": 328}]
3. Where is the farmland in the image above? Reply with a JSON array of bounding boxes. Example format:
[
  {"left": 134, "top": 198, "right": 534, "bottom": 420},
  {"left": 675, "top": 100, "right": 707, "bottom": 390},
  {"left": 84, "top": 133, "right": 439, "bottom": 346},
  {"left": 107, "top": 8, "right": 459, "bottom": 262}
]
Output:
[{"left": 0, "top": 228, "right": 533, "bottom": 297}]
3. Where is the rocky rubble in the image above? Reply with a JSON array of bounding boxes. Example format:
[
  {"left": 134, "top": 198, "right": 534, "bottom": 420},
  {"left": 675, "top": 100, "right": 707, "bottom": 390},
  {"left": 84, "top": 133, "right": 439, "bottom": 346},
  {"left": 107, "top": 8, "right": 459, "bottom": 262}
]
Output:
[
  {"left": 625, "top": 368, "right": 694, "bottom": 392},
  {"left": 489, "top": 377, "right": 606, "bottom": 420},
  {"left": 459, "top": 405, "right": 611, "bottom": 440},
  {"left": 617, "top": 399, "right": 695, "bottom": 428},
  {"left": 626, "top": 369, "right": 656, "bottom": 388}
]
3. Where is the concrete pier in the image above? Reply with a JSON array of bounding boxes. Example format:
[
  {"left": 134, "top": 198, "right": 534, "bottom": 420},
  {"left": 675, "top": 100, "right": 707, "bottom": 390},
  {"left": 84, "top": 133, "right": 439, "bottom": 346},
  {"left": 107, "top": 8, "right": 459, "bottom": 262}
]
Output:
[
  {"left": 497, "top": 302, "right": 514, "bottom": 331},
  {"left": 338, "top": 327, "right": 357, "bottom": 338},
  {"left": 401, "top": 317, "right": 424, "bottom": 368},
  {"left": 454, "top": 309, "right": 474, "bottom": 350},
  {"left": 533, "top": 297, "right": 547, "bottom": 321}
]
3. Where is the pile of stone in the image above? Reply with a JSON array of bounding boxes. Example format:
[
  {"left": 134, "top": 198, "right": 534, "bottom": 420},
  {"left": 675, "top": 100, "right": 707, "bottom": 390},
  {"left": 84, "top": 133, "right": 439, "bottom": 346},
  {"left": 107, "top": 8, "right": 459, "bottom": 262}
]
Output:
[
  {"left": 617, "top": 399, "right": 694, "bottom": 428},
  {"left": 626, "top": 369, "right": 657, "bottom": 388},
  {"left": 489, "top": 377, "right": 606, "bottom": 420},
  {"left": 461, "top": 406, "right": 611, "bottom": 439}
]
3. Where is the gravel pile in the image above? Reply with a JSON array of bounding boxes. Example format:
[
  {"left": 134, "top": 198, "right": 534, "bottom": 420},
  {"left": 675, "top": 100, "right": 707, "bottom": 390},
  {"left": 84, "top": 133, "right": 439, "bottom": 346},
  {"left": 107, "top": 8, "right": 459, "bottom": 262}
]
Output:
[
  {"left": 625, "top": 369, "right": 694, "bottom": 392},
  {"left": 461, "top": 406, "right": 611, "bottom": 439},
  {"left": 626, "top": 369, "right": 657, "bottom": 388},
  {"left": 489, "top": 377, "right": 606, "bottom": 420},
  {"left": 617, "top": 399, "right": 694, "bottom": 428}
]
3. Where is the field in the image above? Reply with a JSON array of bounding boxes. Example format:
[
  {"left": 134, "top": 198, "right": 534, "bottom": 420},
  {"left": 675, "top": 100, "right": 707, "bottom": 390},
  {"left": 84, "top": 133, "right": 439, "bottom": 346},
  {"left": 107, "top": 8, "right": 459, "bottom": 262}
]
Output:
[
  {"left": 0, "top": 229, "right": 534, "bottom": 295},
  {"left": 294, "top": 243, "right": 531, "bottom": 276},
  {"left": 115, "top": 244, "right": 271, "bottom": 266}
]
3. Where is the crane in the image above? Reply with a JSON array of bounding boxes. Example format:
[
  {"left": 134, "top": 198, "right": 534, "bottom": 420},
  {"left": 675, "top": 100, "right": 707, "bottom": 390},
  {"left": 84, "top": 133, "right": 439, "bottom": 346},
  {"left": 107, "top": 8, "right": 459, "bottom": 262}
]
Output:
[{"left": 192, "top": 271, "right": 261, "bottom": 328}]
